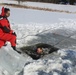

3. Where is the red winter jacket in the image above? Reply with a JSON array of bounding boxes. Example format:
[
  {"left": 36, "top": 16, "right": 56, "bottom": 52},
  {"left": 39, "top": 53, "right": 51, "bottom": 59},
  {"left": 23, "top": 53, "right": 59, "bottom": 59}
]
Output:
[{"left": 0, "top": 7, "right": 13, "bottom": 38}]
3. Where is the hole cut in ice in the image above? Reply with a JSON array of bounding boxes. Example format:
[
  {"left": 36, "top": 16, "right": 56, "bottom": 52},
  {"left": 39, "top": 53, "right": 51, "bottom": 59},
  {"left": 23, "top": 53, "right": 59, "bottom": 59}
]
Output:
[{"left": 20, "top": 43, "right": 59, "bottom": 60}]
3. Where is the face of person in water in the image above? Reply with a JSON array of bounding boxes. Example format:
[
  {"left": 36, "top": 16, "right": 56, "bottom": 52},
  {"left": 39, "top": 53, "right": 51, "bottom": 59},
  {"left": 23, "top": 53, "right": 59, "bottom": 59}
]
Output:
[
  {"left": 37, "top": 48, "right": 43, "bottom": 54},
  {"left": 5, "top": 11, "right": 10, "bottom": 17}
]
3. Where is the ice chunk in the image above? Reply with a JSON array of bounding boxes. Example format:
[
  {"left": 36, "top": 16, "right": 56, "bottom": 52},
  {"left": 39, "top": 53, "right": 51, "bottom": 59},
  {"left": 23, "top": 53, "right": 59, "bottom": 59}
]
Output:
[{"left": 0, "top": 46, "right": 26, "bottom": 75}]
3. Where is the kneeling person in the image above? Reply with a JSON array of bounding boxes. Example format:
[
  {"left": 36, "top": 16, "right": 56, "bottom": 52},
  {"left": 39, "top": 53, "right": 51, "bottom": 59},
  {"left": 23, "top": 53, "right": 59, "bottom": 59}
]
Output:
[{"left": 0, "top": 7, "right": 21, "bottom": 53}]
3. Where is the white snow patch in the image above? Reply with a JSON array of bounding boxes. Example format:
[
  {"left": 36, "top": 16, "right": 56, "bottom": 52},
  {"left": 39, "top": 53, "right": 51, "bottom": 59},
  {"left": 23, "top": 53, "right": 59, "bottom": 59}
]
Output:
[{"left": 24, "top": 49, "right": 76, "bottom": 75}]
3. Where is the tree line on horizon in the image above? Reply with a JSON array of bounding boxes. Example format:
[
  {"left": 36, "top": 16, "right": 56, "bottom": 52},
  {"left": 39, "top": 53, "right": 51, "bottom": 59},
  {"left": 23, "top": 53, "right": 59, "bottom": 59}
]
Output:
[{"left": 13, "top": 0, "right": 76, "bottom": 5}]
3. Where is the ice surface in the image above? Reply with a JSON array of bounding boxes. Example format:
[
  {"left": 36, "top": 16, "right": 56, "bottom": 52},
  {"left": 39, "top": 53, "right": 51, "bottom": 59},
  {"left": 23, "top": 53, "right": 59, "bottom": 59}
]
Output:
[
  {"left": 24, "top": 49, "right": 76, "bottom": 75},
  {"left": 0, "top": 46, "right": 26, "bottom": 75},
  {"left": 0, "top": 2, "right": 76, "bottom": 75}
]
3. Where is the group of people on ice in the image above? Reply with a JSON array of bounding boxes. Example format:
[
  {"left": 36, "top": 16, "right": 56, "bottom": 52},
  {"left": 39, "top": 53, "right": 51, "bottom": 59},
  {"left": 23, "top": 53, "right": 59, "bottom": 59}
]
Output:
[{"left": 0, "top": 7, "right": 59, "bottom": 59}]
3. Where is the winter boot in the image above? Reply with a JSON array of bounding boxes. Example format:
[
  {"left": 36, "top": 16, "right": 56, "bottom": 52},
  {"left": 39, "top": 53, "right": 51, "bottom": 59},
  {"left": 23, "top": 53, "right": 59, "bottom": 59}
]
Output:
[{"left": 12, "top": 46, "right": 21, "bottom": 54}]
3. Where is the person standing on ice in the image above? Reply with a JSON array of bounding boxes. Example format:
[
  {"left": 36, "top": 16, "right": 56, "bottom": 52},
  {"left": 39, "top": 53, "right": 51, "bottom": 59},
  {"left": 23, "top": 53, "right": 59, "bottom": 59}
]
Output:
[{"left": 0, "top": 7, "right": 21, "bottom": 53}]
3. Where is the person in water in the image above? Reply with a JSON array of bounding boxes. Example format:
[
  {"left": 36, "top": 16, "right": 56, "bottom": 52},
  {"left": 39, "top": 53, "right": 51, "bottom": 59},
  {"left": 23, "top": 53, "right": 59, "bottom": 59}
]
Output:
[{"left": 21, "top": 43, "right": 59, "bottom": 60}]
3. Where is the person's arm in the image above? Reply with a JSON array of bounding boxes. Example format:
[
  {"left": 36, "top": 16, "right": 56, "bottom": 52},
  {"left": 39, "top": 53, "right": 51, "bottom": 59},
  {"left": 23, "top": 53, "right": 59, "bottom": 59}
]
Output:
[
  {"left": 3, "top": 26, "right": 12, "bottom": 33},
  {"left": 3, "top": 26, "right": 13, "bottom": 33},
  {"left": 0, "top": 19, "right": 13, "bottom": 33}
]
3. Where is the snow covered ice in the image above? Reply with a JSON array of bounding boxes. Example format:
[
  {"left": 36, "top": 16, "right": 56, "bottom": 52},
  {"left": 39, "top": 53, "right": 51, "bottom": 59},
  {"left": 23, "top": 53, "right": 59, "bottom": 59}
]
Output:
[
  {"left": 24, "top": 49, "right": 76, "bottom": 75},
  {"left": 0, "top": 1, "right": 76, "bottom": 75}
]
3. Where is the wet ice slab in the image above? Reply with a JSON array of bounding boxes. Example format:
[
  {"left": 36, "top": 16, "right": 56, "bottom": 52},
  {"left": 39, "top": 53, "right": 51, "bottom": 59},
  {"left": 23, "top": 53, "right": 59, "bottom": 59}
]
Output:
[
  {"left": 0, "top": 46, "right": 26, "bottom": 75},
  {"left": 26, "top": 32, "right": 76, "bottom": 49}
]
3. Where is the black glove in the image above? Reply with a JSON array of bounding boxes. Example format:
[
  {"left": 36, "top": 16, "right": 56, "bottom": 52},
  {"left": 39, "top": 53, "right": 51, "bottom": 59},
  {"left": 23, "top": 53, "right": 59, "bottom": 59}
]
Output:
[
  {"left": 12, "top": 32, "right": 17, "bottom": 36},
  {"left": 0, "top": 15, "right": 2, "bottom": 18}
]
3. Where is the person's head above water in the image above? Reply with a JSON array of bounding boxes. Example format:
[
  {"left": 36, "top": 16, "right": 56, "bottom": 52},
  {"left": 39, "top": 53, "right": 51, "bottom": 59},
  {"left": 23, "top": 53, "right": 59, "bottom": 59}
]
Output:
[
  {"left": 0, "top": 7, "right": 10, "bottom": 18},
  {"left": 36, "top": 48, "right": 43, "bottom": 54}
]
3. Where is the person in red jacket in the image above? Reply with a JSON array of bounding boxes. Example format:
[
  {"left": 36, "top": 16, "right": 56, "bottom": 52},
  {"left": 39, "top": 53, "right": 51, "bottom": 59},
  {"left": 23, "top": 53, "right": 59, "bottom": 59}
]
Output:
[{"left": 0, "top": 7, "right": 21, "bottom": 53}]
